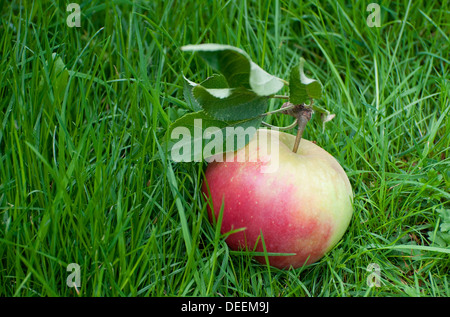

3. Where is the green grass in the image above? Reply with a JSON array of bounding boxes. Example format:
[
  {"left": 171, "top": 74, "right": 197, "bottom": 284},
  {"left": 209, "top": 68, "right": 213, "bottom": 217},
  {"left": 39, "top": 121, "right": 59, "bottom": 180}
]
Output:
[{"left": 0, "top": 0, "right": 449, "bottom": 297}]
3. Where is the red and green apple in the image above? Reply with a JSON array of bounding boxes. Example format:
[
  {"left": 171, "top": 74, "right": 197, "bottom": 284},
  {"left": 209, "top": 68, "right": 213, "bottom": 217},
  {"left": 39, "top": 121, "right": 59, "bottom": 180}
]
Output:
[{"left": 202, "top": 129, "right": 353, "bottom": 269}]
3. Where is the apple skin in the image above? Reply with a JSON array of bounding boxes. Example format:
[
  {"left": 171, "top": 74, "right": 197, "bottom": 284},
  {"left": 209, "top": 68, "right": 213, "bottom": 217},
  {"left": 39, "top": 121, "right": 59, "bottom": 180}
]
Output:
[{"left": 201, "top": 129, "right": 353, "bottom": 269}]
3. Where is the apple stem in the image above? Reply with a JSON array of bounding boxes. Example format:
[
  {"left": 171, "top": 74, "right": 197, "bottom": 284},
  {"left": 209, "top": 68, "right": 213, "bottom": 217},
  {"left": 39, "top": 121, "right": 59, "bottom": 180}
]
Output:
[
  {"left": 292, "top": 114, "right": 309, "bottom": 153},
  {"left": 281, "top": 102, "right": 313, "bottom": 153}
]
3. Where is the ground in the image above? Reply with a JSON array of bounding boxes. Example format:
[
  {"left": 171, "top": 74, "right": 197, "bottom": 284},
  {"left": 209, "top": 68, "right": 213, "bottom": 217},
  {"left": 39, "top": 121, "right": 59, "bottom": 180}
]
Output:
[{"left": 0, "top": 0, "right": 448, "bottom": 297}]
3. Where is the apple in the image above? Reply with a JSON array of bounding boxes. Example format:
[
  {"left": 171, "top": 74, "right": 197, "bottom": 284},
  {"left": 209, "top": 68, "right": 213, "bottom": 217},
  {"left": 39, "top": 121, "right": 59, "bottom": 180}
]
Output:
[{"left": 201, "top": 129, "right": 353, "bottom": 269}]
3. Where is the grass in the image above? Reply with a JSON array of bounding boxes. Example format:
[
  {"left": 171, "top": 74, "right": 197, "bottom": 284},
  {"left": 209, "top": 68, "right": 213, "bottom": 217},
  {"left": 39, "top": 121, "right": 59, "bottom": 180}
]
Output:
[{"left": 0, "top": 0, "right": 449, "bottom": 297}]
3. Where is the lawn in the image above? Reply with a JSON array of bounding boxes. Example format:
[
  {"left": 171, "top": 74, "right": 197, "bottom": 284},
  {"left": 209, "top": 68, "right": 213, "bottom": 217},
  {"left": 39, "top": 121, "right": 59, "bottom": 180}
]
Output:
[{"left": 0, "top": 0, "right": 449, "bottom": 297}]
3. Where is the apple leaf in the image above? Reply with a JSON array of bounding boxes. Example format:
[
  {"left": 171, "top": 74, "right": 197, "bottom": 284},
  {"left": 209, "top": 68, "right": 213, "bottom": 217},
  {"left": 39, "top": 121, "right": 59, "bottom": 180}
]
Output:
[
  {"left": 192, "top": 85, "right": 268, "bottom": 121},
  {"left": 289, "top": 58, "right": 322, "bottom": 104},
  {"left": 183, "top": 73, "right": 229, "bottom": 111},
  {"left": 181, "top": 44, "right": 284, "bottom": 96},
  {"left": 183, "top": 72, "right": 268, "bottom": 121},
  {"left": 248, "top": 61, "right": 285, "bottom": 97},
  {"left": 201, "top": 73, "right": 229, "bottom": 89},
  {"left": 310, "top": 103, "right": 335, "bottom": 131},
  {"left": 163, "top": 110, "right": 262, "bottom": 162},
  {"left": 183, "top": 75, "right": 202, "bottom": 111},
  {"left": 318, "top": 110, "right": 336, "bottom": 131},
  {"left": 182, "top": 44, "right": 250, "bottom": 89}
]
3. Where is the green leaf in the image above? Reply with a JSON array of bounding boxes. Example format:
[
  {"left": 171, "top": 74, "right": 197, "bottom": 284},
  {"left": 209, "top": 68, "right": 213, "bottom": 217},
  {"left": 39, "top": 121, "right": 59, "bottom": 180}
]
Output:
[
  {"left": 183, "top": 75, "right": 202, "bottom": 111},
  {"left": 181, "top": 44, "right": 284, "bottom": 96},
  {"left": 39, "top": 53, "right": 69, "bottom": 102},
  {"left": 192, "top": 85, "right": 268, "bottom": 121},
  {"left": 248, "top": 60, "right": 285, "bottom": 96},
  {"left": 311, "top": 103, "right": 335, "bottom": 131},
  {"left": 184, "top": 72, "right": 269, "bottom": 121},
  {"left": 51, "top": 53, "right": 69, "bottom": 97},
  {"left": 182, "top": 44, "right": 250, "bottom": 88},
  {"left": 427, "top": 208, "right": 450, "bottom": 247},
  {"left": 167, "top": 106, "right": 189, "bottom": 122},
  {"left": 163, "top": 110, "right": 262, "bottom": 162},
  {"left": 289, "top": 58, "right": 322, "bottom": 104},
  {"left": 183, "top": 73, "right": 229, "bottom": 111},
  {"left": 201, "top": 73, "right": 229, "bottom": 89}
]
